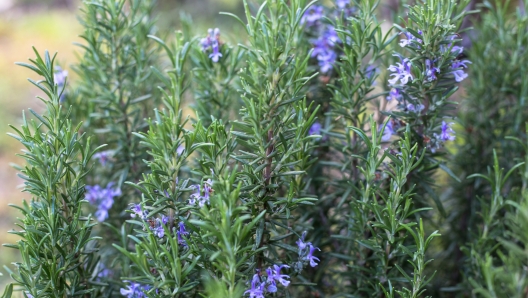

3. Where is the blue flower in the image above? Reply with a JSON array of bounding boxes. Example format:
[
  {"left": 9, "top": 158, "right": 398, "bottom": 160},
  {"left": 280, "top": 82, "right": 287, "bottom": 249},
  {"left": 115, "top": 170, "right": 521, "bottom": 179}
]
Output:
[
  {"left": 93, "top": 150, "right": 112, "bottom": 166},
  {"left": 336, "top": 0, "right": 350, "bottom": 9},
  {"left": 209, "top": 40, "right": 223, "bottom": 63},
  {"left": 388, "top": 56, "right": 413, "bottom": 85},
  {"left": 451, "top": 59, "right": 471, "bottom": 82},
  {"left": 176, "top": 145, "right": 184, "bottom": 156},
  {"left": 407, "top": 103, "right": 425, "bottom": 113},
  {"left": 309, "top": 122, "right": 322, "bottom": 136},
  {"left": 85, "top": 183, "right": 121, "bottom": 222},
  {"left": 424, "top": 59, "right": 440, "bottom": 82},
  {"left": 267, "top": 265, "right": 290, "bottom": 287},
  {"left": 318, "top": 50, "right": 337, "bottom": 73},
  {"left": 151, "top": 220, "right": 164, "bottom": 238},
  {"left": 301, "top": 5, "right": 324, "bottom": 27},
  {"left": 386, "top": 88, "right": 402, "bottom": 102},
  {"left": 296, "top": 231, "right": 310, "bottom": 251},
  {"left": 53, "top": 66, "right": 68, "bottom": 102},
  {"left": 201, "top": 28, "right": 222, "bottom": 63},
  {"left": 120, "top": 281, "right": 150, "bottom": 298},
  {"left": 399, "top": 30, "right": 422, "bottom": 48},
  {"left": 244, "top": 274, "right": 265, "bottom": 298},
  {"left": 441, "top": 35, "right": 464, "bottom": 54},
  {"left": 130, "top": 203, "right": 147, "bottom": 219},
  {"left": 305, "top": 244, "right": 321, "bottom": 267},
  {"left": 380, "top": 120, "right": 394, "bottom": 142},
  {"left": 177, "top": 221, "right": 189, "bottom": 246},
  {"left": 439, "top": 121, "right": 455, "bottom": 142}
]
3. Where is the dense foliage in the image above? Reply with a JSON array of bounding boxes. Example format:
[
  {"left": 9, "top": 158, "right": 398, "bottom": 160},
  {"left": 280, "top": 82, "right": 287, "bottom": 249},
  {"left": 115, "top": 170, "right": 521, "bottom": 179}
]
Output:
[{"left": 3, "top": 0, "right": 528, "bottom": 297}]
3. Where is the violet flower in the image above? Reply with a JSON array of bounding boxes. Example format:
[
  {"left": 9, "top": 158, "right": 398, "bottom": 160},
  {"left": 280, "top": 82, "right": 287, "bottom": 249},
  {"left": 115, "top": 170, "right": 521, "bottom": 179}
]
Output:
[
  {"left": 296, "top": 231, "right": 309, "bottom": 251},
  {"left": 439, "top": 121, "right": 455, "bottom": 142},
  {"left": 309, "top": 122, "right": 322, "bottom": 136},
  {"left": 54, "top": 66, "right": 68, "bottom": 102},
  {"left": 388, "top": 56, "right": 413, "bottom": 85},
  {"left": 176, "top": 145, "right": 184, "bottom": 156},
  {"left": 301, "top": 5, "right": 324, "bottom": 27},
  {"left": 407, "top": 103, "right": 425, "bottom": 113},
  {"left": 130, "top": 203, "right": 147, "bottom": 219},
  {"left": 380, "top": 120, "right": 394, "bottom": 142},
  {"left": 85, "top": 183, "right": 121, "bottom": 222},
  {"left": 120, "top": 281, "right": 150, "bottom": 298},
  {"left": 244, "top": 274, "right": 265, "bottom": 298},
  {"left": 317, "top": 50, "right": 337, "bottom": 73},
  {"left": 177, "top": 221, "right": 189, "bottom": 246},
  {"left": 399, "top": 30, "right": 422, "bottom": 48},
  {"left": 209, "top": 40, "right": 223, "bottom": 63},
  {"left": 93, "top": 150, "right": 112, "bottom": 166},
  {"left": 267, "top": 265, "right": 290, "bottom": 287},
  {"left": 424, "top": 59, "right": 440, "bottom": 82},
  {"left": 336, "top": 0, "right": 350, "bottom": 9},
  {"left": 451, "top": 59, "right": 471, "bottom": 82},
  {"left": 386, "top": 88, "right": 402, "bottom": 102},
  {"left": 305, "top": 244, "right": 321, "bottom": 267}
]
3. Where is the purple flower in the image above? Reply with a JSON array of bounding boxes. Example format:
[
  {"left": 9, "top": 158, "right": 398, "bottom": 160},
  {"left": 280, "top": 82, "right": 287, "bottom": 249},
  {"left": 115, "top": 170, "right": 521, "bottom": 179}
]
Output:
[
  {"left": 424, "top": 59, "right": 440, "bottom": 82},
  {"left": 54, "top": 66, "right": 68, "bottom": 86},
  {"left": 380, "top": 120, "right": 394, "bottom": 142},
  {"left": 201, "top": 28, "right": 222, "bottom": 63},
  {"left": 336, "top": 0, "right": 350, "bottom": 9},
  {"left": 162, "top": 215, "right": 169, "bottom": 225},
  {"left": 451, "top": 60, "right": 471, "bottom": 82},
  {"left": 54, "top": 66, "right": 68, "bottom": 102},
  {"left": 309, "top": 122, "right": 322, "bottom": 136},
  {"left": 407, "top": 103, "right": 425, "bottom": 113},
  {"left": 296, "top": 231, "right": 309, "bottom": 251},
  {"left": 386, "top": 88, "right": 402, "bottom": 102},
  {"left": 93, "top": 150, "right": 112, "bottom": 166},
  {"left": 439, "top": 121, "right": 455, "bottom": 142},
  {"left": 244, "top": 274, "right": 265, "bottom": 298},
  {"left": 305, "top": 244, "right": 321, "bottom": 267},
  {"left": 97, "top": 263, "right": 112, "bottom": 280},
  {"left": 120, "top": 282, "right": 150, "bottom": 298},
  {"left": 152, "top": 222, "right": 164, "bottom": 238},
  {"left": 318, "top": 50, "right": 337, "bottom": 73},
  {"left": 130, "top": 204, "right": 147, "bottom": 219},
  {"left": 388, "top": 56, "right": 413, "bottom": 85},
  {"left": 324, "top": 26, "right": 340, "bottom": 46},
  {"left": 301, "top": 5, "right": 324, "bottom": 27},
  {"left": 399, "top": 30, "right": 422, "bottom": 48},
  {"left": 267, "top": 265, "right": 290, "bottom": 287},
  {"left": 176, "top": 145, "right": 184, "bottom": 156},
  {"left": 209, "top": 40, "right": 223, "bottom": 63},
  {"left": 85, "top": 183, "right": 121, "bottom": 222},
  {"left": 441, "top": 35, "right": 464, "bottom": 54},
  {"left": 177, "top": 221, "right": 189, "bottom": 246},
  {"left": 189, "top": 184, "right": 201, "bottom": 205}
]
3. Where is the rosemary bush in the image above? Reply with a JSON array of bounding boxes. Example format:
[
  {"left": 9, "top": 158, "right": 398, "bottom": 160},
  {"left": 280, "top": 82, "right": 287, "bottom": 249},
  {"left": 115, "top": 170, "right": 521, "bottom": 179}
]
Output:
[{"left": 3, "top": 0, "right": 528, "bottom": 297}]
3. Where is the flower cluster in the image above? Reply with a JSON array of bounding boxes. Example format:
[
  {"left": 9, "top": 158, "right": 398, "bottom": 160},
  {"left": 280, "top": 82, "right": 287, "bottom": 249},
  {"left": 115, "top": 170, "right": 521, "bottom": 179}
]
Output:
[
  {"left": 244, "top": 265, "right": 291, "bottom": 298},
  {"left": 120, "top": 281, "right": 151, "bottom": 298},
  {"left": 85, "top": 183, "right": 121, "bottom": 222},
  {"left": 53, "top": 66, "right": 68, "bottom": 102},
  {"left": 189, "top": 179, "right": 213, "bottom": 207},
  {"left": 296, "top": 231, "right": 320, "bottom": 268},
  {"left": 302, "top": 1, "right": 356, "bottom": 74},
  {"left": 200, "top": 28, "right": 222, "bottom": 63}
]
